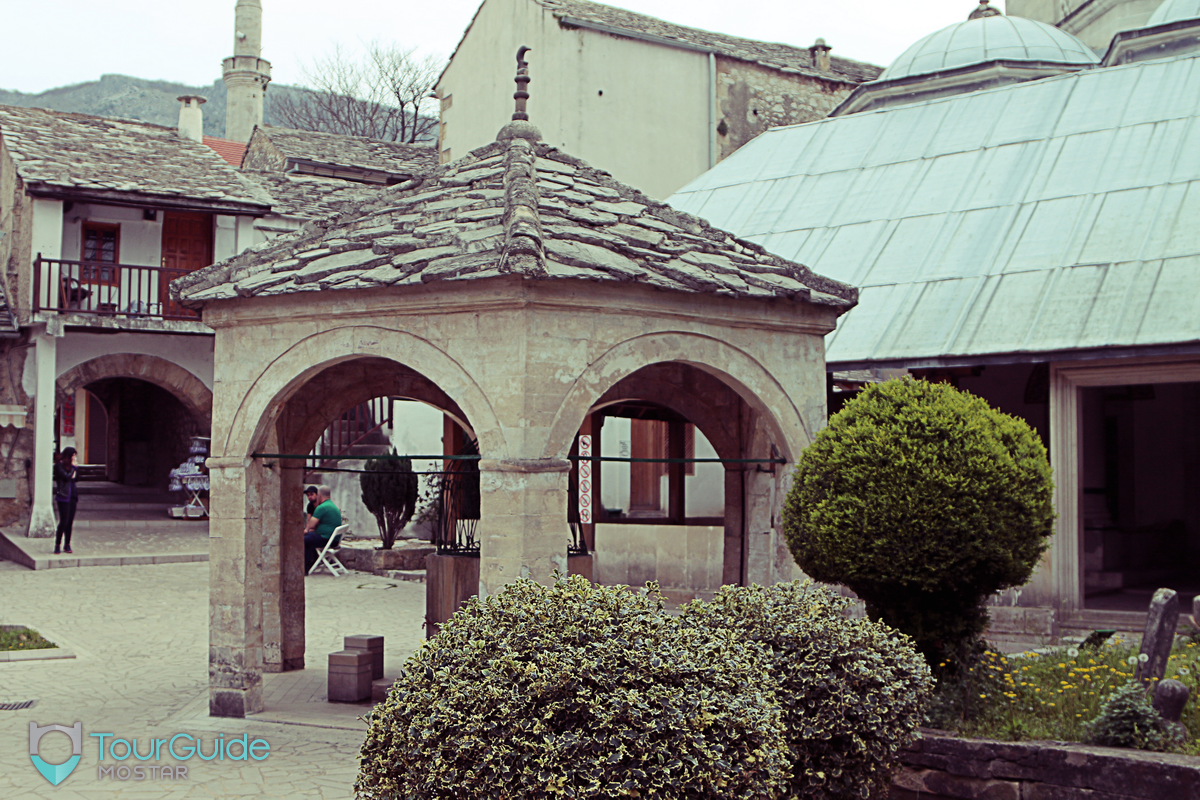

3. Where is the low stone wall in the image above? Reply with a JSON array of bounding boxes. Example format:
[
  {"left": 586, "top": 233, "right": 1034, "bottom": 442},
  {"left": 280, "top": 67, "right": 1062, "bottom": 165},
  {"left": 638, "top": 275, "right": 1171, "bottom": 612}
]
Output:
[
  {"left": 892, "top": 730, "right": 1200, "bottom": 800},
  {"left": 338, "top": 541, "right": 434, "bottom": 574}
]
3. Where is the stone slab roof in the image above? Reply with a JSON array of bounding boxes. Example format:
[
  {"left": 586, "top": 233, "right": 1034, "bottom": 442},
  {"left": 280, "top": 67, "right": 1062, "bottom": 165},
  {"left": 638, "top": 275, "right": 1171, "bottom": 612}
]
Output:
[
  {"left": 0, "top": 105, "right": 270, "bottom": 212},
  {"left": 241, "top": 170, "right": 384, "bottom": 221},
  {"left": 175, "top": 121, "right": 856, "bottom": 310},
  {"left": 253, "top": 127, "right": 438, "bottom": 177},
  {"left": 534, "top": 0, "right": 882, "bottom": 83}
]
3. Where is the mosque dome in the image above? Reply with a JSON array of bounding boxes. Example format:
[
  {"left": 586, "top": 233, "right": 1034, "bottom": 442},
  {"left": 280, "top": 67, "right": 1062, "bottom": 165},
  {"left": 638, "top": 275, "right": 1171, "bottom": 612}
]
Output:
[
  {"left": 833, "top": 5, "right": 1098, "bottom": 116},
  {"left": 880, "top": 13, "right": 1099, "bottom": 82},
  {"left": 1147, "top": 0, "right": 1200, "bottom": 26}
]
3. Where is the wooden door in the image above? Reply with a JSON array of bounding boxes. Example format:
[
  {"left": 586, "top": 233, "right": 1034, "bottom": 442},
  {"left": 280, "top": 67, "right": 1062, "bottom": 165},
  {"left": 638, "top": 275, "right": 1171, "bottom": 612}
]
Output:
[
  {"left": 160, "top": 212, "right": 213, "bottom": 317},
  {"left": 629, "top": 419, "right": 667, "bottom": 515}
]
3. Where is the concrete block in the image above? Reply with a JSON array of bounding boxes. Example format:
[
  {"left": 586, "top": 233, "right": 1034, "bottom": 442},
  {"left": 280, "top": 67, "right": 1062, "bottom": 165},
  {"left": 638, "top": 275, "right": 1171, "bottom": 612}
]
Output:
[
  {"left": 344, "top": 634, "right": 384, "bottom": 680},
  {"left": 328, "top": 649, "right": 372, "bottom": 702},
  {"left": 372, "top": 677, "right": 393, "bottom": 703}
]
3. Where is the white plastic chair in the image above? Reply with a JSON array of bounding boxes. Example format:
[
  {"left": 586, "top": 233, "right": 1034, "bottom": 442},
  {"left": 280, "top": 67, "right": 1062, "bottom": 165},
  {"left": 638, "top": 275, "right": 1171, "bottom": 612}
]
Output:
[{"left": 309, "top": 524, "right": 350, "bottom": 577}]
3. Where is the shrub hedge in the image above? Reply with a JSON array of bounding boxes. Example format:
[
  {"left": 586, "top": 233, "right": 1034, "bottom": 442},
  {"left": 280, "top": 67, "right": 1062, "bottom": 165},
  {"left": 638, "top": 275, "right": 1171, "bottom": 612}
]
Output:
[
  {"left": 357, "top": 577, "right": 931, "bottom": 800},
  {"left": 681, "top": 582, "right": 932, "bottom": 800},
  {"left": 357, "top": 576, "right": 791, "bottom": 799}
]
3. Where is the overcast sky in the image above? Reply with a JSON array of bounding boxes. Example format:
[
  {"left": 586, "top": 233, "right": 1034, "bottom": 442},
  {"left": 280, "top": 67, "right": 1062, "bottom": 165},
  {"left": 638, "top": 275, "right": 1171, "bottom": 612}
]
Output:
[{"left": 0, "top": 0, "right": 1007, "bottom": 95}]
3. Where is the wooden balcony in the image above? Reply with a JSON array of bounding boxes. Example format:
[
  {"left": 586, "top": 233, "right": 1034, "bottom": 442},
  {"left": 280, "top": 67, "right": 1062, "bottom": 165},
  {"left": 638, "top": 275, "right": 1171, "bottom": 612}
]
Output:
[{"left": 33, "top": 255, "right": 200, "bottom": 321}]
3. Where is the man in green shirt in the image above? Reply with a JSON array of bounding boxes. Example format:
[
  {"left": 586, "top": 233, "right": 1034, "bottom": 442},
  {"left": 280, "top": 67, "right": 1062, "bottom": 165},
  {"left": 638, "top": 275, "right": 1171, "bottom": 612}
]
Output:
[{"left": 304, "top": 485, "right": 342, "bottom": 574}]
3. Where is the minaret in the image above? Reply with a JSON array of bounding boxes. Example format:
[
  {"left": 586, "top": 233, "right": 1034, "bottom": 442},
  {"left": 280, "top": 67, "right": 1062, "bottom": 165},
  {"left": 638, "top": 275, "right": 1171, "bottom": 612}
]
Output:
[{"left": 222, "top": 0, "right": 272, "bottom": 142}]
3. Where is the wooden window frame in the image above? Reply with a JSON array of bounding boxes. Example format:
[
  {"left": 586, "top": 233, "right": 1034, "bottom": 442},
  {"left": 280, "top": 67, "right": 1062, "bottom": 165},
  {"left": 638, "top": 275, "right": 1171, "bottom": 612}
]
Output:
[{"left": 80, "top": 222, "right": 121, "bottom": 286}]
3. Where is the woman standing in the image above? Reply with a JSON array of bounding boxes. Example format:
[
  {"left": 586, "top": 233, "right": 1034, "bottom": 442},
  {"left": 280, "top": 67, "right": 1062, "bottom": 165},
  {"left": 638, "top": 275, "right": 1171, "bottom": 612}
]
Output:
[{"left": 53, "top": 447, "right": 78, "bottom": 555}]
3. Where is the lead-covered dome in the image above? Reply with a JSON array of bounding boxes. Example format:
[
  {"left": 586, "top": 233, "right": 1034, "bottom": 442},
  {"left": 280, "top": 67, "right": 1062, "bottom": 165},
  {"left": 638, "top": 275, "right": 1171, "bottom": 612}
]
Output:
[
  {"left": 1147, "top": 0, "right": 1200, "bottom": 26},
  {"left": 881, "top": 14, "right": 1099, "bottom": 81}
]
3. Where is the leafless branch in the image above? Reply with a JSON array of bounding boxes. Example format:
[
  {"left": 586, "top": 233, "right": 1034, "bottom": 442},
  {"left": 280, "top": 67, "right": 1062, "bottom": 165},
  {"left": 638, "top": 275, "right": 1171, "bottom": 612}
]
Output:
[{"left": 269, "top": 42, "right": 442, "bottom": 143}]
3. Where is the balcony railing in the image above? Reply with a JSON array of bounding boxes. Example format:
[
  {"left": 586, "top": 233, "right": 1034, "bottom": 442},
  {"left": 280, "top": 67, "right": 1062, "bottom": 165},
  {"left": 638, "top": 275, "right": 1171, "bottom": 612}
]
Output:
[{"left": 33, "top": 254, "right": 200, "bottom": 321}]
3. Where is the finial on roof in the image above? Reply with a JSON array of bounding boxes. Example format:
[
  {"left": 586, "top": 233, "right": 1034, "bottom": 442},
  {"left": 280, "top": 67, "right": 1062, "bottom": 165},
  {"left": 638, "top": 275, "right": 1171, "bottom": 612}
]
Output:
[
  {"left": 969, "top": 0, "right": 1003, "bottom": 19},
  {"left": 498, "top": 46, "right": 541, "bottom": 142},
  {"left": 513, "top": 46, "right": 532, "bottom": 121}
]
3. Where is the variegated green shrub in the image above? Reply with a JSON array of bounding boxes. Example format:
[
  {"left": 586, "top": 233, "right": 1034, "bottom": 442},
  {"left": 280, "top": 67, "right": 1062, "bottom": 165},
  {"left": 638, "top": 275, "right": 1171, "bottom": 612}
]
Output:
[
  {"left": 356, "top": 575, "right": 791, "bottom": 799},
  {"left": 681, "top": 581, "right": 933, "bottom": 800}
]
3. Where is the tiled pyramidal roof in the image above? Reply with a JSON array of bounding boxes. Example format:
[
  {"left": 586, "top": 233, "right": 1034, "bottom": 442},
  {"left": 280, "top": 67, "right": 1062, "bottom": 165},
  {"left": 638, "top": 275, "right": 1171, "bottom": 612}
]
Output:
[{"left": 175, "top": 121, "right": 856, "bottom": 307}]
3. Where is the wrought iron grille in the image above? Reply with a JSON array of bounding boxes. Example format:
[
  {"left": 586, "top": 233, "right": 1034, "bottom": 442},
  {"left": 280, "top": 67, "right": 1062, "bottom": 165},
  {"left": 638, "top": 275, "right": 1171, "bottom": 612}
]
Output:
[{"left": 434, "top": 440, "right": 481, "bottom": 556}]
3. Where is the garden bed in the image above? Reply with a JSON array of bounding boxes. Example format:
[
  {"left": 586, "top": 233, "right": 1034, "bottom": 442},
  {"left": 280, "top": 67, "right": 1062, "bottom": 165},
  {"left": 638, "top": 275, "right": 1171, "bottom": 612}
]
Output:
[{"left": 0, "top": 625, "right": 56, "bottom": 651}]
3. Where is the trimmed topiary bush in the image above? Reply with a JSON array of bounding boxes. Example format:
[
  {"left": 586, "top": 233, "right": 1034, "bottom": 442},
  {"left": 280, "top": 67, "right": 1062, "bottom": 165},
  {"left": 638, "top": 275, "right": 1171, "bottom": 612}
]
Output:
[
  {"left": 357, "top": 575, "right": 791, "bottom": 799},
  {"left": 681, "top": 581, "right": 933, "bottom": 800},
  {"left": 783, "top": 378, "right": 1054, "bottom": 665}
]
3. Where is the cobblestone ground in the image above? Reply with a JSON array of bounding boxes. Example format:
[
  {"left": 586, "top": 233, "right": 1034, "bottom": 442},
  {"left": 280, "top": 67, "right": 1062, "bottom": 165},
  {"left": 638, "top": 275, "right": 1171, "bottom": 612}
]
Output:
[{"left": 0, "top": 560, "right": 427, "bottom": 799}]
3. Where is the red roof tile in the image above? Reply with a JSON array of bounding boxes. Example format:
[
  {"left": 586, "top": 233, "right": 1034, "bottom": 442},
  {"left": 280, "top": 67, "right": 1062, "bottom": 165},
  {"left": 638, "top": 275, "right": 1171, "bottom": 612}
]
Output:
[{"left": 203, "top": 136, "right": 246, "bottom": 167}]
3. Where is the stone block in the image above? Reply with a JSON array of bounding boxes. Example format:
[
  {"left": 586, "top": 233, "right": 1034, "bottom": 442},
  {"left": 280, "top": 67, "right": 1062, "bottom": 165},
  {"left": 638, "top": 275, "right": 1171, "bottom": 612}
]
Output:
[
  {"left": 372, "top": 677, "right": 393, "bottom": 703},
  {"left": 328, "top": 649, "right": 372, "bottom": 702},
  {"left": 1137, "top": 588, "right": 1179, "bottom": 686},
  {"left": 344, "top": 634, "right": 384, "bottom": 680}
]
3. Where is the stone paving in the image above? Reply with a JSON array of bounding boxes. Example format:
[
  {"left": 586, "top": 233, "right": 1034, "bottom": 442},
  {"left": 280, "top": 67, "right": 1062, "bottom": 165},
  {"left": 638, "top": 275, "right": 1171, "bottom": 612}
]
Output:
[{"left": 0, "top": 559, "right": 427, "bottom": 798}]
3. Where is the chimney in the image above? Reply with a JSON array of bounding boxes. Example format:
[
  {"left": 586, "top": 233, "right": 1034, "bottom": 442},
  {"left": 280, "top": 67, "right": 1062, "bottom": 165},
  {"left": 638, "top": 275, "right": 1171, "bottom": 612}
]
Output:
[
  {"left": 177, "top": 95, "right": 206, "bottom": 143},
  {"left": 809, "top": 38, "right": 833, "bottom": 74}
]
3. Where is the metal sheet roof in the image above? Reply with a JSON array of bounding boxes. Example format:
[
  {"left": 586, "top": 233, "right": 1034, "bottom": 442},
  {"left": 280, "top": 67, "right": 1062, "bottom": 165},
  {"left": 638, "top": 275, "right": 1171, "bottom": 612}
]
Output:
[
  {"left": 880, "top": 15, "right": 1097, "bottom": 82},
  {"left": 669, "top": 52, "right": 1200, "bottom": 367}
]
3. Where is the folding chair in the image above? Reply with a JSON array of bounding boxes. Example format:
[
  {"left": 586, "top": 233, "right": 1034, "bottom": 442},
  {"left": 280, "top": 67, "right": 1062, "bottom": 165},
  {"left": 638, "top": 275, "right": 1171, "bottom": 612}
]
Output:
[{"left": 309, "top": 524, "right": 351, "bottom": 577}]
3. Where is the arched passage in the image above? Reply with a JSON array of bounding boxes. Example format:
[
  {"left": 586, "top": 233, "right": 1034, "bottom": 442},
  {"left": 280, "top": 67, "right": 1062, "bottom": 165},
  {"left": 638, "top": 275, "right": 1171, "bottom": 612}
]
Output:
[
  {"left": 543, "top": 332, "right": 807, "bottom": 463},
  {"left": 221, "top": 333, "right": 489, "bottom": 678},
  {"left": 219, "top": 325, "right": 504, "bottom": 463},
  {"left": 551, "top": 339, "right": 808, "bottom": 597},
  {"left": 54, "top": 355, "right": 211, "bottom": 492},
  {"left": 56, "top": 353, "right": 212, "bottom": 426}
]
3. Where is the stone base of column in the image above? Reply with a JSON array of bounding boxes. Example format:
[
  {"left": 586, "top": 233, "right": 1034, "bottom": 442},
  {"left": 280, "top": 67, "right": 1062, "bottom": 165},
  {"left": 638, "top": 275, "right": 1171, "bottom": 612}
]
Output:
[
  {"left": 209, "top": 686, "right": 263, "bottom": 718},
  {"left": 567, "top": 553, "right": 593, "bottom": 582},
  {"left": 27, "top": 505, "right": 57, "bottom": 538}
]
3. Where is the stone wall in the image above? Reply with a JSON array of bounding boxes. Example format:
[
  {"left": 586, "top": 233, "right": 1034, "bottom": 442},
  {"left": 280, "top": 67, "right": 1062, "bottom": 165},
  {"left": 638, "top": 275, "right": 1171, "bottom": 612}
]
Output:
[
  {"left": 0, "top": 337, "right": 34, "bottom": 527},
  {"left": 241, "top": 130, "right": 286, "bottom": 172},
  {"left": 893, "top": 730, "right": 1200, "bottom": 800},
  {"left": 716, "top": 57, "right": 851, "bottom": 162}
]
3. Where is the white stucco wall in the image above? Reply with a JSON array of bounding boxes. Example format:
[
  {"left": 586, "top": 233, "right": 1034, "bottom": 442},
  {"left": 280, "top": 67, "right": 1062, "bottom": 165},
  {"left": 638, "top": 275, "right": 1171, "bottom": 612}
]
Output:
[
  {"left": 438, "top": 0, "right": 711, "bottom": 199},
  {"left": 56, "top": 331, "right": 215, "bottom": 388}
]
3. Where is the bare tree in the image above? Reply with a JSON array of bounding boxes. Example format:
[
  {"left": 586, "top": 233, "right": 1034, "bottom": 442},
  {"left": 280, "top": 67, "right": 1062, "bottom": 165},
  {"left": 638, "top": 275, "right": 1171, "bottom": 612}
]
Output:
[{"left": 269, "top": 42, "right": 442, "bottom": 143}]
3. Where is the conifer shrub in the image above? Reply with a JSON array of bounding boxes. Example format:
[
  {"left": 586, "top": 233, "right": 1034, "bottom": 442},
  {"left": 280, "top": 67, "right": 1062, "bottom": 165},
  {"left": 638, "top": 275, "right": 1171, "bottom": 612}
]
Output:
[
  {"left": 783, "top": 378, "right": 1054, "bottom": 665},
  {"left": 356, "top": 575, "right": 791, "bottom": 800},
  {"left": 360, "top": 451, "right": 419, "bottom": 550},
  {"left": 681, "top": 581, "right": 933, "bottom": 800}
]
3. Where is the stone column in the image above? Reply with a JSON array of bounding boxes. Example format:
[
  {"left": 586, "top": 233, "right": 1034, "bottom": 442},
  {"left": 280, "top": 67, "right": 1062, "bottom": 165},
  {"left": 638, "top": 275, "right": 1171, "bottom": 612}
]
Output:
[
  {"left": 27, "top": 325, "right": 57, "bottom": 539},
  {"left": 722, "top": 467, "right": 746, "bottom": 586},
  {"left": 206, "top": 456, "right": 264, "bottom": 717},
  {"left": 478, "top": 459, "right": 571, "bottom": 597},
  {"left": 261, "top": 452, "right": 305, "bottom": 672}
]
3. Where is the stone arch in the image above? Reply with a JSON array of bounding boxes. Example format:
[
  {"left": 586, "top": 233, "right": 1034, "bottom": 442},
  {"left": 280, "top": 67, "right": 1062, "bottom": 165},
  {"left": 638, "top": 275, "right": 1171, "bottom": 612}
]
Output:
[
  {"left": 56, "top": 353, "right": 212, "bottom": 430},
  {"left": 221, "top": 325, "right": 505, "bottom": 461},
  {"left": 543, "top": 332, "right": 806, "bottom": 463},
  {"left": 588, "top": 364, "right": 743, "bottom": 462}
]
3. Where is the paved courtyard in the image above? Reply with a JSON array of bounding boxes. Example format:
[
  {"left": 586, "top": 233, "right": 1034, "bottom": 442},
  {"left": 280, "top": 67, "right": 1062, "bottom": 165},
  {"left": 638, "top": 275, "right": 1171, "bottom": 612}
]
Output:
[{"left": 0, "top": 558, "right": 427, "bottom": 798}]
